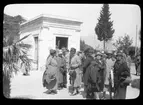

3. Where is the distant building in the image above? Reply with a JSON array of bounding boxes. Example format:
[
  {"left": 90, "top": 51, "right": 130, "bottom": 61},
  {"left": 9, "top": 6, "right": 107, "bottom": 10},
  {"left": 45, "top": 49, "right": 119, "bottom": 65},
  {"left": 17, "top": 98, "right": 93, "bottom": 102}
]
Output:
[{"left": 20, "top": 14, "right": 82, "bottom": 70}]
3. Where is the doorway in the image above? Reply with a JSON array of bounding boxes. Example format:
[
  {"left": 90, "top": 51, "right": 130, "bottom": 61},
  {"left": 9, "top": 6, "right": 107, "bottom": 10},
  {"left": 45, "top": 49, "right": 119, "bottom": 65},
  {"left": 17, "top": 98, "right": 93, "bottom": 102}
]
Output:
[
  {"left": 34, "top": 37, "right": 38, "bottom": 70},
  {"left": 56, "top": 37, "right": 68, "bottom": 49}
]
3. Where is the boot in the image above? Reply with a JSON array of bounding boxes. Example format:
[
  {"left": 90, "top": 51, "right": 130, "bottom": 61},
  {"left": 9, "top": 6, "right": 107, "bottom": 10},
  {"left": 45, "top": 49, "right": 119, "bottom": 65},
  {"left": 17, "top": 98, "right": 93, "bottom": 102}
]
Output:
[
  {"left": 75, "top": 87, "right": 80, "bottom": 95},
  {"left": 63, "top": 84, "right": 67, "bottom": 88},
  {"left": 58, "top": 84, "right": 62, "bottom": 90},
  {"left": 45, "top": 90, "right": 52, "bottom": 94}
]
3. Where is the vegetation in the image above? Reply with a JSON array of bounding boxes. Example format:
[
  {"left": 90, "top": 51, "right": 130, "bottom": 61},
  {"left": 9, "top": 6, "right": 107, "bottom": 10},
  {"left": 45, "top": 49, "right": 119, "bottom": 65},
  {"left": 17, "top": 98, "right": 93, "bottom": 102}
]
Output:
[
  {"left": 95, "top": 4, "right": 115, "bottom": 50},
  {"left": 113, "top": 34, "right": 133, "bottom": 55},
  {"left": 3, "top": 14, "right": 32, "bottom": 98}
]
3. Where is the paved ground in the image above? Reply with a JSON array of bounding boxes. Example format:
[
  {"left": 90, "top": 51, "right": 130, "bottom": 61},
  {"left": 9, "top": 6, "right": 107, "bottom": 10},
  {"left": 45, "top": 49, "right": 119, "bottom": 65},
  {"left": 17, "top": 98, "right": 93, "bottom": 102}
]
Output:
[{"left": 10, "top": 63, "right": 140, "bottom": 99}]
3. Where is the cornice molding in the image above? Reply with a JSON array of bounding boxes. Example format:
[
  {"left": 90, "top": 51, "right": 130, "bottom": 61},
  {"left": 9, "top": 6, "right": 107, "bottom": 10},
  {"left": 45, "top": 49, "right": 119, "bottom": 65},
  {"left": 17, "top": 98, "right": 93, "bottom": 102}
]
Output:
[
  {"left": 20, "top": 14, "right": 82, "bottom": 30},
  {"left": 43, "top": 22, "right": 81, "bottom": 31}
]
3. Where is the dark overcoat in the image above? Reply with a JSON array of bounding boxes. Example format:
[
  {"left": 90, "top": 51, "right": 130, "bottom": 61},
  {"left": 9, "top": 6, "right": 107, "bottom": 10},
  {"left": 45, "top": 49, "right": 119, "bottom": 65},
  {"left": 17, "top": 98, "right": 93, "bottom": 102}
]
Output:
[
  {"left": 82, "top": 56, "right": 94, "bottom": 74},
  {"left": 42, "top": 56, "right": 59, "bottom": 90},
  {"left": 113, "top": 61, "right": 130, "bottom": 99},
  {"left": 84, "top": 60, "right": 100, "bottom": 92}
]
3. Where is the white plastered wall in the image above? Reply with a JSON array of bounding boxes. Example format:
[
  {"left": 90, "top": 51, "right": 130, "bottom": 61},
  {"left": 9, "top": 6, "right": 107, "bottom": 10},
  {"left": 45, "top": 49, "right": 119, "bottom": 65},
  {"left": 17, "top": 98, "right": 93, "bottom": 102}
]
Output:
[
  {"left": 38, "top": 27, "right": 55, "bottom": 70},
  {"left": 20, "top": 29, "right": 40, "bottom": 70}
]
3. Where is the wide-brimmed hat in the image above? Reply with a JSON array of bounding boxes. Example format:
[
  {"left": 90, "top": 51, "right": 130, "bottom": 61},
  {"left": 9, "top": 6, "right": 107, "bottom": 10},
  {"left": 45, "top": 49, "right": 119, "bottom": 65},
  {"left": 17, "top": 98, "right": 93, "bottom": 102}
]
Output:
[
  {"left": 84, "top": 48, "right": 94, "bottom": 54},
  {"left": 70, "top": 47, "right": 76, "bottom": 52},
  {"left": 50, "top": 49, "right": 56, "bottom": 54},
  {"left": 116, "top": 52, "right": 123, "bottom": 57},
  {"left": 96, "top": 52, "right": 102, "bottom": 56}
]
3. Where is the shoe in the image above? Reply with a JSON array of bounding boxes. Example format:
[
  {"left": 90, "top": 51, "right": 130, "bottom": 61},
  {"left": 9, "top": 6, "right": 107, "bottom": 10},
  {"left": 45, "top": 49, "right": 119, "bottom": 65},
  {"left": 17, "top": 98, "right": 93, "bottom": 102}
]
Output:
[
  {"left": 70, "top": 92, "right": 77, "bottom": 96},
  {"left": 70, "top": 90, "right": 77, "bottom": 96},
  {"left": 23, "top": 73, "right": 26, "bottom": 76},
  {"left": 58, "top": 87, "right": 62, "bottom": 90},
  {"left": 76, "top": 89, "right": 80, "bottom": 95},
  {"left": 25, "top": 73, "right": 30, "bottom": 76},
  {"left": 51, "top": 90, "right": 57, "bottom": 94},
  {"left": 45, "top": 90, "right": 52, "bottom": 94},
  {"left": 63, "top": 85, "right": 67, "bottom": 88},
  {"left": 23, "top": 73, "right": 30, "bottom": 76}
]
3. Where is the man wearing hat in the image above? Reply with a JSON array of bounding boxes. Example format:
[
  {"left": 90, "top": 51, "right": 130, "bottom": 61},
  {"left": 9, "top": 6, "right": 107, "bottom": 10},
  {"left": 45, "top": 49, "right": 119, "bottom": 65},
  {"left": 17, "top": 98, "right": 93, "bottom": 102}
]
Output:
[
  {"left": 42, "top": 49, "right": 59, "bottom": 94},
  {"left": 94, "top": 51, "right": 107, "bottom": 98},
  {"left": 56, "top": 50, "right": 66, "bottom": 89},
  {"left": 104, "top": 52, "right": 115, "bottom": 99},
  {"left": 113, "top": 52, "right": 131, "bottom": 99},
  {"left": 68, "top": 47, "right": 82, "bottom": 95},
  {"left": 61, "top": 50, "right": 68, "bottom": 88},
  {"left": 82, "top": 48, "right": 95, "bottom": 98},
  {"left": 135, "top": 54, "right": 140, "bottom": 76}
]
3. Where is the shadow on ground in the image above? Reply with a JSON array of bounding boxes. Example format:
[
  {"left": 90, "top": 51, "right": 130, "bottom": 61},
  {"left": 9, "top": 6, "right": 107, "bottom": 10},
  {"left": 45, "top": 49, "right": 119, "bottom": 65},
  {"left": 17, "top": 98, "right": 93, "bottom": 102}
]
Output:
[{"left": 79, "top": 90, "right": 112, "bottom": 100}]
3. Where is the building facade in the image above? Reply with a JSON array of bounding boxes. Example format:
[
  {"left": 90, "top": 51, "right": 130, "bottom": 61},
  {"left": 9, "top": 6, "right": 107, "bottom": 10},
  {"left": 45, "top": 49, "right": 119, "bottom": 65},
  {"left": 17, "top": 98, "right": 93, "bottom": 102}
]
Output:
[{"left": 20, "top": 14, "right": 83, "bottom": 70}]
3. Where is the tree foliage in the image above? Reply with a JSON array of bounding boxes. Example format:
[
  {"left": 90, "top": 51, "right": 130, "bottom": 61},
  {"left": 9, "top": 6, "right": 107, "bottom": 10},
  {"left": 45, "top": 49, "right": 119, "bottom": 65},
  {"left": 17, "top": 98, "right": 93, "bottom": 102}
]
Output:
[
  {"left": 95, "top": 4, "right": 114, "bottom": 42},
  {"left": 3, "top": 34, "right": 33, "bottom": 98},
  {"left": 113, "top": 34, "right": 133, "bottom": 55},
  {"left": 3, "top": 14, "right": 26, "bottom": 45},
  {"left": 3, "top": 14, "right": 32, "bottom": 98}
]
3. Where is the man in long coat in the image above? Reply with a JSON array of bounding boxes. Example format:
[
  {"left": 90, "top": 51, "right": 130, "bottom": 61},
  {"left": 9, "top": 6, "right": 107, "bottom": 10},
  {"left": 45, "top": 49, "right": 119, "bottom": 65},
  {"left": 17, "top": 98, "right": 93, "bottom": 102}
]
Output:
[
  {"left": 82, "top": 48, "right": 94, "bottom": 98},
  {"left": 135, "top": 54, "right": 140, "bottom": 76},
  {"left": 83, "top": 53, "right": 103, "bottom": 99},
  {"left": 113, "top": 53, "right": 131, "bottom": 99},
  {"left": 42, "top": 49, "right": 59, "bottom": 94},
  {"left": 56, "top": 50, "right": 66, "bottom": 89},
  {"left": 70, "top": 50, "right": 82, "bottom": 95},
  {"left": 61, "top": 47, "right": 69, "bottom": 88}
]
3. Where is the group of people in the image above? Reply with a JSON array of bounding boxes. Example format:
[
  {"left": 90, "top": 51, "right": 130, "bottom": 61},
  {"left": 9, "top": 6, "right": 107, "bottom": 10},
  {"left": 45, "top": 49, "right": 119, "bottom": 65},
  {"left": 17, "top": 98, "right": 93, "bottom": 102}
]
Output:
[{"left": 42, "top": 46, "right": 138, "bottom": 99}]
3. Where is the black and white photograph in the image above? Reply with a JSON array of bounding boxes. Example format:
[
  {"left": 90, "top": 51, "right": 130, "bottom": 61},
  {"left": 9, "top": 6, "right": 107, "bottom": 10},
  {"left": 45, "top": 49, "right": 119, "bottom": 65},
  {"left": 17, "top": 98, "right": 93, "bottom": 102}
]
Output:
[{"left": 3, "top": 4, "right": 141, "bottom": 99}]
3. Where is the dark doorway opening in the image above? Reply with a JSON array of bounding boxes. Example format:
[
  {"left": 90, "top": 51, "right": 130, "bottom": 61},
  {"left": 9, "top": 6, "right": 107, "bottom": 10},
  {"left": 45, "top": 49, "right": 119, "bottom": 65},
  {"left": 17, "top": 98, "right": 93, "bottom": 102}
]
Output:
[
  {"left": 34, "top": 37, "right": 38, "bottom": 70},
  {"left": 56, "top": 37, "right": 68, "bottom": 49}
]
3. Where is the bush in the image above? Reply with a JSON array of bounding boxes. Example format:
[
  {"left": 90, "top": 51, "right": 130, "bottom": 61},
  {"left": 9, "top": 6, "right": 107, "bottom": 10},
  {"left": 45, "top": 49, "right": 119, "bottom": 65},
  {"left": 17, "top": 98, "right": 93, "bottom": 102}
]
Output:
[{"left": 131, "top": 79, "right": 140, "bottom": 89}]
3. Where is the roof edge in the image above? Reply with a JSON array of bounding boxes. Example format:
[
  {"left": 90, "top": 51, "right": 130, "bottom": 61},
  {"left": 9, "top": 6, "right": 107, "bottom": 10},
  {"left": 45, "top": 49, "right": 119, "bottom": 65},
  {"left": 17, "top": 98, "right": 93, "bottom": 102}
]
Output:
[{"left": 20, "top": 14, "right": 83, "bottom": 26}]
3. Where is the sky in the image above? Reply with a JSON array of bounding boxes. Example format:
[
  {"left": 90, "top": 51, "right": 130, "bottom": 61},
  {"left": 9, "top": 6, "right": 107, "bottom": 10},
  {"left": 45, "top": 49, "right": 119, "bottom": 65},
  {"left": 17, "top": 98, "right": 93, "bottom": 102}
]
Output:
[{"left": 4, "top": 4, "right": 141, "bottom": 49}]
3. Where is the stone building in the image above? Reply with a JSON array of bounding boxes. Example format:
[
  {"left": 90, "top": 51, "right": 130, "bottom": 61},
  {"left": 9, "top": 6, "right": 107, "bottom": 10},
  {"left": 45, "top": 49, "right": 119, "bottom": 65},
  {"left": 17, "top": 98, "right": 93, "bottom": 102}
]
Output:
[{"left": 20, "top": 14, "right": 82, "bottom": 70}]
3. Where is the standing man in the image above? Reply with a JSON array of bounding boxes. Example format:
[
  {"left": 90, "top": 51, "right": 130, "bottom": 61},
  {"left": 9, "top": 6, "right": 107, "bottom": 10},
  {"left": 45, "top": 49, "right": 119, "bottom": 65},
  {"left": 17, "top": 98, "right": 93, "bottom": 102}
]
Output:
[
  {"left": 61, "top": 47, "right": 68, "bottom": 88},
  {"left": 82, "top": 48, "right": 94, "bottom": 98},
  {"left": 77, "top": 51, "right": 84, "bottom": 90},
  {"left": 69, "top": 49, "right": 82, "bottom": 95},
  {"left": 113, "top": 52, "right": 131, "bottom": 99},
  {"left": 94, "top": 52, "right": 106, "bottom": 99},
  {"left": 137, "top": 55, "right": 140, "bottom": 76},
  {"left": 135, "top": 54, "right": 140, "bottom": 76},
  {"left": 104, "top": 53, "right": 115, "bottom": 99},
  {"left": 42, "top": 49, "right": 59, "bottom": 94},
  {"left": 56, "top": 50, "right": 66, "bottom": 89},
  {"left": 63, "top": 48, "right": 70, "bottom": 88},
  {"left": 67, "top": 48, "right": 80, "bottom": 95}
]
